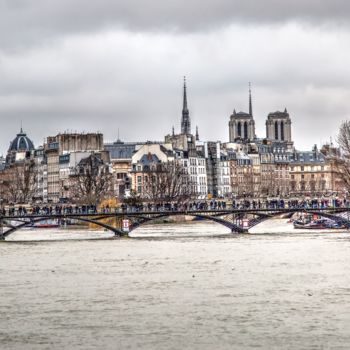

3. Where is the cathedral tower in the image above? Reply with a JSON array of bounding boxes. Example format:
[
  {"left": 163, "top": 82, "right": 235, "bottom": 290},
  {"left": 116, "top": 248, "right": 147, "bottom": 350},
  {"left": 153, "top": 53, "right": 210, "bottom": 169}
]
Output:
[
  {"left": 266, "top": 108, "right": 292, "bottom": 144},
  {"left": 228, "top": 83, "right": 256, "bottom": 142}
]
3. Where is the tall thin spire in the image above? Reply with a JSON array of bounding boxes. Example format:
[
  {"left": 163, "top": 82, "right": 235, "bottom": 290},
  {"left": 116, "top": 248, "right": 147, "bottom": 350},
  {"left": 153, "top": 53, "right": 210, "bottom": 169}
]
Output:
[
  {"left": 196, "top": 126, "right": 199, "bottom": 141},
  {"left": 249, "top": 82, "right": 253, "bottom": 116},
  {"left": 181, "top": 76, "right": 191, "bottom": 135},
  {"left": 183, "top": 76, "right": 188, "bottom": 110}
]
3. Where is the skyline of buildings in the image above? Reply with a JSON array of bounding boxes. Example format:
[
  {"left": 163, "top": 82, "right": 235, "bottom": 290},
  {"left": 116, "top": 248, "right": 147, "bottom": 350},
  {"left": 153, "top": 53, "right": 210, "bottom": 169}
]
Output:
[
  {"left": 0, "top": 78, "right": 346, "bottom": 204},
  {"left": 0, "top": 78, "right": 340, "bottom": 157}
]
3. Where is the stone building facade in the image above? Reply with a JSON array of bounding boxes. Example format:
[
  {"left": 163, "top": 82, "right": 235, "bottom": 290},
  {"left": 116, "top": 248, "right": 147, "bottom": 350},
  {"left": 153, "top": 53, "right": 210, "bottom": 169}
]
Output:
[
  {"left": 44, "top": 133, "right": 105, "bottom": 203},
  {"left": 229, "top": 150, "right": 253, "bottom": 199},
  {"left": 104, "top": 140, "right": 137, "bottom": 199},
  {"left": 289, "top": 146, "right": 332, "bottom": 196}
]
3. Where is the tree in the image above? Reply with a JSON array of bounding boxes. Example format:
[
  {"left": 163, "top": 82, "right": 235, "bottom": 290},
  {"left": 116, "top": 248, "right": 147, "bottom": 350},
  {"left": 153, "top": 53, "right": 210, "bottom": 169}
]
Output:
[
  {"left": 338, "top": 121, "right": 350, "bottom": 158},
  {"left": 140, "top": 161, "right": 196, "bottom": 204},
  {"left": 69, "top": 154, "right": 112, "bottom": 205},
  {"left": 333, "top": 121, "right": 350, "bottom": 193},
  {"left": 0, "top": 160, "right": 37, "bottom": 204}
]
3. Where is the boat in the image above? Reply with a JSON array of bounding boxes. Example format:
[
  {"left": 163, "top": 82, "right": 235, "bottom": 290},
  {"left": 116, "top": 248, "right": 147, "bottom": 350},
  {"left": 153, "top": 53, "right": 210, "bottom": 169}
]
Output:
[
  {"left": 293, "top": 218, "right": 344, "bottom": 230},
  {"left": 294, "top": 219, "right": 326, "bottom": 229},
  {"left": 30, "top": 219, "right": 60, "bottom": 229},
  {"left": 32, "top": 223, "right": 60, "bottom": 229}
]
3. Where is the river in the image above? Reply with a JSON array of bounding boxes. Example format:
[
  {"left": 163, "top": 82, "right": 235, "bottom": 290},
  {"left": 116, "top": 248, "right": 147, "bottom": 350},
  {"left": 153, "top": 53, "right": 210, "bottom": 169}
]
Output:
[{"left": 1, "top": 220, "right": 350, "bottom": 349}]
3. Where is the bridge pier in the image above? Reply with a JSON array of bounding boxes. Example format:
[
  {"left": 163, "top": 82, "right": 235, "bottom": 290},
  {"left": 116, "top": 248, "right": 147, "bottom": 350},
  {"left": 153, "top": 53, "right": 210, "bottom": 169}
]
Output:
[
  {"left": 231, "top": 228, "right": 249, "bottom": 234},
  {"left": 0, "top": 217, "right": 4, "bottom": 240},
  {"left": 114, "top": 231, "right": 127, "bottom": 237}
]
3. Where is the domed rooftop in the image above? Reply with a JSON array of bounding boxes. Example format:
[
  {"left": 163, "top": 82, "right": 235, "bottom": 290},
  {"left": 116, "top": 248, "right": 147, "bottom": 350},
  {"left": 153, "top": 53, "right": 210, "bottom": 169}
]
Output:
[{"left": 9, "top": 128, "right": 35, "bottom": 152}]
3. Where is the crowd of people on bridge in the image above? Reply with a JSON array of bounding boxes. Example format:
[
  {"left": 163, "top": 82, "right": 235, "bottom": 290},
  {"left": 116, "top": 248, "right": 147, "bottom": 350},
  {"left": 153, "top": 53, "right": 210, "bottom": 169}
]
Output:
[{"left": 0, "top": 197, "right": 349, "bottom": 217}]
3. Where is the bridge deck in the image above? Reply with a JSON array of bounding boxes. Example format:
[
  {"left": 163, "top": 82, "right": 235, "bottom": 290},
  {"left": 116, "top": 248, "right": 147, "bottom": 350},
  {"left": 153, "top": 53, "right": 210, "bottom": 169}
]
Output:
[{"left": 1, "top": 207, "right": 349, "bottom": 239}]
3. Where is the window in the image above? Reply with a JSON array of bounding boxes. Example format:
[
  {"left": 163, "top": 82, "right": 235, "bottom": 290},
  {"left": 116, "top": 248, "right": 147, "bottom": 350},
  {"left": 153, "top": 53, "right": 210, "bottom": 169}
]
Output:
[
  {"left": 310, "top": 182, "right": 316, "bottom": 192},
  {"left": 280, "top": 121, "right": 284, "bottom": 141},
  {"left": 244, "top": 122, "right": 248, "bottom": 139},
  {"left": 237, "top": 122, "right": 242, "bottom": 137},
  {"left": 275, "top": 121, "right": 279, "bottom": 140}
]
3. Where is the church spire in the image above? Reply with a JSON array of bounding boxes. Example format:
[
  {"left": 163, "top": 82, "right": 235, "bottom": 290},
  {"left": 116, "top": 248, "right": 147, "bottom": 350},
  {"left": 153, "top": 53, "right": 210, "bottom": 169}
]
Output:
[
  {"left": 181, "top": 76, "right": 191, "bottom": 135},
  {"left": 196, "top": 126, "right": 199, "bottom": 141},
  {"left": 183, "top": 76, "right": 188, "bottom": 111},
  {"left": 249, "top": 82, "right": 253, "bottom": 116}
]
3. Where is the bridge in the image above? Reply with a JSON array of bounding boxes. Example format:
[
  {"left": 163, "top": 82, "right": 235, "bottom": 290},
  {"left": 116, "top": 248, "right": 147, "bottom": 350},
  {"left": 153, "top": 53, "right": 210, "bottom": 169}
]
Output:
[{"left": 1, "top": 207, "right": 350, "bottom": 240}]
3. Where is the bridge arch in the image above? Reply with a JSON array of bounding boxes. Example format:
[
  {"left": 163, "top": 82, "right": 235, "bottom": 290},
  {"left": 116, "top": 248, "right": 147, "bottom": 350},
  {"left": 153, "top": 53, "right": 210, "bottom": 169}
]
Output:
[
  {"left": 245, "top": 209, "right": 350, "bottom": 230},
  {"left": 125, "top": 212, "right": 246, "bottom": 234},
  {"left": 0, "top": 215, "right": 124, "bottom": 239}
]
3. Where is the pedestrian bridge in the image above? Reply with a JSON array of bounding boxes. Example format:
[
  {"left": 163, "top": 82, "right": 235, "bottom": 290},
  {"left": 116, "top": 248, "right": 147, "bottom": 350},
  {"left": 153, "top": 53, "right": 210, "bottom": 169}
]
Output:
[{"left": 1, "top": 207, "right": 350, "bottom": 239}]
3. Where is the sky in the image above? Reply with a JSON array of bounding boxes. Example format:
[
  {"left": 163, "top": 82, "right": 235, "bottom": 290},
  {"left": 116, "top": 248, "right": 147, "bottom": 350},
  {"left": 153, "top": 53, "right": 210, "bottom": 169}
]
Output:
[{"left": 1, "top": 0, "right": 350, "bottom": 154}]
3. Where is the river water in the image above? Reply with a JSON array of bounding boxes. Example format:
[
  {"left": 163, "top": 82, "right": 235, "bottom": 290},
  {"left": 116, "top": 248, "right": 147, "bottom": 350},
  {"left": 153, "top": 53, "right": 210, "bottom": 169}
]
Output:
[{"left": 1, "top": 220, "right": 350, "bottom": 350}]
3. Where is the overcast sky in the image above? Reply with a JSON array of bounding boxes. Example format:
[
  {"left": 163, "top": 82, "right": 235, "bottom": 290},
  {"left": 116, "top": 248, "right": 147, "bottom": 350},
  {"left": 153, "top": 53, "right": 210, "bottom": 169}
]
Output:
[{"left": 1, "top": 0, "right": 350, "bottom": 154}]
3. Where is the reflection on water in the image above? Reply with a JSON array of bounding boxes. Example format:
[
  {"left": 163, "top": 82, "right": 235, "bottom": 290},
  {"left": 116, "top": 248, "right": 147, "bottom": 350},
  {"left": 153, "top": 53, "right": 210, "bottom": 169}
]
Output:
[{"left": 1, "top": 220, "right": 350, "bottom": 350}]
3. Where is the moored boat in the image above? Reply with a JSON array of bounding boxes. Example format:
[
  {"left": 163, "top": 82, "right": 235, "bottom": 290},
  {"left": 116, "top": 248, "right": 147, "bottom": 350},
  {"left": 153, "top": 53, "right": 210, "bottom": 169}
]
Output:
[
  {"left": 32, "top": 223, "right": 60, "bottom": 229},
  {"left": 293, "top": 218, "right": 345, "bottom": 230},
  {"left": 31, "top": 220, "right": 60, "bottom": 229}
]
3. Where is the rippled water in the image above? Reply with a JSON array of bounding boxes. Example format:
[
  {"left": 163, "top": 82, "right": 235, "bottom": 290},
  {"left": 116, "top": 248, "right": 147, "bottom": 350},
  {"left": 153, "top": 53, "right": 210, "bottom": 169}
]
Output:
[{"left": 1, "top": 220, "right": 350, "bottom": 350}]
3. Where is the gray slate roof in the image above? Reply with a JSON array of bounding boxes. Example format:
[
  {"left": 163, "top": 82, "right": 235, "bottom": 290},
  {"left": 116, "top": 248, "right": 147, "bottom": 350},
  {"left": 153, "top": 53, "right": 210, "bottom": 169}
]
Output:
[
  {"left": 290, "top": 151, "right": 325, "bottom": 164},
  {"left": 104, "top": 142, "right": 137, "bottom": 160}
]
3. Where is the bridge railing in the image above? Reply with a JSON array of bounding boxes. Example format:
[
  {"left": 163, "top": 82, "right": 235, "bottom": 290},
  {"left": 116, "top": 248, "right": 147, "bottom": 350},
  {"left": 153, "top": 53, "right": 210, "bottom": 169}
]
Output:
[{"left": 1, "top": 203, "right": 350, "bottom": 218}]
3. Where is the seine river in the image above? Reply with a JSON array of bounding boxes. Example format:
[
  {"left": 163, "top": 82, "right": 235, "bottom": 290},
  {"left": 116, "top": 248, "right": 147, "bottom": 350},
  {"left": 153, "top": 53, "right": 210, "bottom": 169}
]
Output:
[{"left": 1, "top": 220, "right": 350, "bottom": 350}]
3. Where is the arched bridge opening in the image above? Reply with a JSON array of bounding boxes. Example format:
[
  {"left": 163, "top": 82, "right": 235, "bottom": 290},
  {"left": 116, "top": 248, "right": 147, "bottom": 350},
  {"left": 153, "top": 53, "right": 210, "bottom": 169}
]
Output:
[
  {"left": 0, "top": 215, "right": 125, "bottom": 240},
  {"left": 245, "top": 209, "right": 350, "bottom": 231},
  {"left": 125, "top": 212, "right": 246, "bottom": 234}
]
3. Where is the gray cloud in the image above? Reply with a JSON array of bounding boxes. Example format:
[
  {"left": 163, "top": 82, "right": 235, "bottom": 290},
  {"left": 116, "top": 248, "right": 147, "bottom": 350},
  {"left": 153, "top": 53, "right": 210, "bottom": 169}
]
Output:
[
  {"left": 0, "top": 1, "right": 349, "bottom": 154},
  {"left": 0, "top": 0, "right": 350, "bottom": 49}
]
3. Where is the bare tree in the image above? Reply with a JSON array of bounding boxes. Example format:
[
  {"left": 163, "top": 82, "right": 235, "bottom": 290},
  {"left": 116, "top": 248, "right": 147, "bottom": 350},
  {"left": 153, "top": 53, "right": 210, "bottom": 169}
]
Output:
[
  {"left": 333, "top": 121, "right": 350, "bottom": 193},
  {"left": 141, "top": 161, "right": 196, "bottom": 204},
  {"left": 1, "top": 161, "right": 37, "bottom": 204},
  {"left": 261, "top": 166, "right": 276, "bottom": 197},
  {"left": 69, "top": 154, "right": 112, "bottom": 205},
  {"left": 338, "top": 121, "right": 350, "bottom": 158},
  {"left": 238, "top": 169, "right": 255, "bottom": 198}
]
